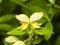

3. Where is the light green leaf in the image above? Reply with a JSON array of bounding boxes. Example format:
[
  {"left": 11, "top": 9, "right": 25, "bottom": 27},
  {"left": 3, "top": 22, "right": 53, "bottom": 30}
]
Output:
[
  {"left": 7, "top": 27, "right": 26, "bottom": 35},
  {"left": 0, "top": 0, "right": 2, "bottom": 3},
  {"left": 45, "top": 22, "right": 53, "bottom": 31},
  {"left": 0, "top": 14, "right": 15, "bottom": 23},
  {"left": 35, "top": 27, "right": 53, "bottom": 35},
  {"left": 44, "top": 34, "right": 52, "bottom": 40},
  {"left": 43, "top": 22, "right": 53, "bottom": 40},
  {"left": 34, "top": 22, "right": 53, "bottom": 40}
]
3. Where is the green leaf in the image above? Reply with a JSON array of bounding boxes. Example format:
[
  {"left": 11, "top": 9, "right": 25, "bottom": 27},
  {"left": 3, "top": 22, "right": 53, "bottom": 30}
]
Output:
[
  {"left": 35, "top": 27, "right": 53, "bottom": 35},
  {"left": 39, "top": 18, "right": 48, "bottom": 25},
  {"left": 43, "top": 22, "right": 53, "bottom": 40},
  {"left": 22, "top": 6, "right": 50, "bottom": 22},
  {"left": 21, "top": 0, "right": 52, "bottom": 22},
  {"left": 2, "top": 0, "right": 16, "bottom": 14},
  {"left": 0, "top": 24, "right": 13, "bottom": 31},
  {"left": 44, "top": 34, "right": 52, "bottom": 40},
  {"left": 43, "top": 12, "right": 50, "bottom": 21},
  {"left": 21, "top": 0, "right": 51, "bottom": 15},
  {"left": 10, "top": 0, "right": 29, "bottom": 11},
  {"left": 26, "top": 41, "right": 31, "bottom": 45},
  {"left": 7, "top": 27, "right": 26, "bottom": 35},
  {"left": 32, "top": 38, "right": 43, "bottom": 44},
  {"left": 0, "top": 14, "right": 15, "bottom": 23},
  {"left": 45, "top": 22, "right": 53, "bottom": 31},
  {"left": 34, "top": 22, "right": 53, "bottom": 40}
]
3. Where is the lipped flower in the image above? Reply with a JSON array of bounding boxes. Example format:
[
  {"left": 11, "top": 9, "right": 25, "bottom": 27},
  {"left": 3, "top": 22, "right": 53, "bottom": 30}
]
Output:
[
  {"left": 5, "top": 36, "right": 25, "bottom": 45},
  {"left": 5, "top": 36, "right": 19, "bottom": 43},
  {"left": 13, "top": 41, "right": 25, "bottom": 45},
  {"left": 16, "top": 12, "right": 43, "bottom": 30}
]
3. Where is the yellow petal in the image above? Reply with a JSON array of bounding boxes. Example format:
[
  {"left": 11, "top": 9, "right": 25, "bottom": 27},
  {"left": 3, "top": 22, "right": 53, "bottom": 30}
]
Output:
[
  {"left": 16, "top": 14, "right": 29, "bottom": 22},
  {"left": 31, "top": 22, "right": 42, "bottom": 28},
  {"left": 19, "top": 22, "right": 28, "bottom": 30},
  {"left": 5, "top": 36, "right": 19, "bottom": 43},
  {"left": 13, "top": 41, "right": 25, "bottom": 45},
  {"left": 30, "top": 12, "right": 43, "bottom": 22}
]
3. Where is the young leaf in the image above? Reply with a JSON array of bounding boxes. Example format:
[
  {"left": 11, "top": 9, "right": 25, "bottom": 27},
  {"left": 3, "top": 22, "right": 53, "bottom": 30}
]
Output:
[
  {"left": 34, "top": 27, "right": 53, "bottom": 35},
  {"left": 45, "top": 22, "right": 53, "bottom": 31},
  {"left": 44, "top": 34, "right": 52, "bottom": 40},
  {"left": 34, "top": 22, "right": 53, "bottom": 40},
  {"left": 7, "top": 27, "right": 26, "bottom": 35}
]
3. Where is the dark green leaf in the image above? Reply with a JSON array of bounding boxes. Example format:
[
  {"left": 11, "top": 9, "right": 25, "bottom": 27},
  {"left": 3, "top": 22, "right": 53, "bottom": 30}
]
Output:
[
  {"left": 3, "top": 40, "right": 12, "bottom": 45},
  {"left": 11, "top": 0, "right": 27, "bottom": 3},
  {"left": 0, "top": 14, "right": 15, "bottom": 23},
  {"left": 10, "top": 0, "right": 28, "bottom": 10},
  {"left": 0, "top": 24, "right": 13, "bottom": 31},
  {"left": 2, "top": 0, "right": 16, "bottom": 14},
  {"left": 54, "top": 36, "right": 60, "bottom": 45}
]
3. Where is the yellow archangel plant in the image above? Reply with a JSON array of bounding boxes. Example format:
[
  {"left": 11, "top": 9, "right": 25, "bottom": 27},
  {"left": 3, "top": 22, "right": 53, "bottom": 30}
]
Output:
[{"left": 16, "top": 12, "right": 43, "bottom": 30}]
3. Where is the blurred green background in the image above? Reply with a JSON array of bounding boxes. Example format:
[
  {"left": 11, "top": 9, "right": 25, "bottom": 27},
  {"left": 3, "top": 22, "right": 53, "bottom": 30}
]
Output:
[{"left": 0, "top": 0, "right": 60, "bottom": 45}]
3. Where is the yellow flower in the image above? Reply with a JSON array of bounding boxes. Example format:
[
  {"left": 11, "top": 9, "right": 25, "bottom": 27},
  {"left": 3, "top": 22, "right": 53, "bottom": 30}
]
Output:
[
  {"left": 13, "top": 41, "right": 25, "bottom": 45},
  {"left": 5, "top": 36, "right": 19, "bottom": 43},
  {"left": 16, "top": 12, "right": 43, "bottom": 30}
]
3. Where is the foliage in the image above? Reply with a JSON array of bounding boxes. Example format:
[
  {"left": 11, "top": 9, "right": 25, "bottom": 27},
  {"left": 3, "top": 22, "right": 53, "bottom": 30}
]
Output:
[{"left": 0, "top": 0, "right": 60, "bottom": 45}]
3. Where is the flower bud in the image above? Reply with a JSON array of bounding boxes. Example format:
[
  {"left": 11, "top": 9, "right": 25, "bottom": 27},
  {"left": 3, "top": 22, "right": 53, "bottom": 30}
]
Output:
[
  {"left": 13, "top": 41, "right": 25, "bottom": 45},
  {"left": 5, "top": 36, "right": 19, "bottom": 43}
]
